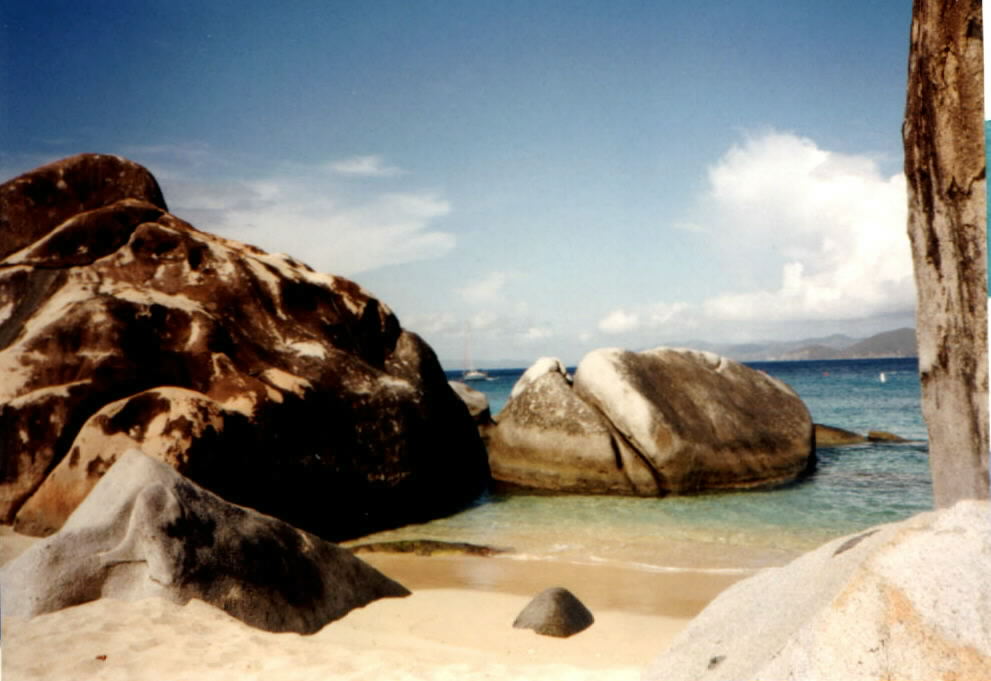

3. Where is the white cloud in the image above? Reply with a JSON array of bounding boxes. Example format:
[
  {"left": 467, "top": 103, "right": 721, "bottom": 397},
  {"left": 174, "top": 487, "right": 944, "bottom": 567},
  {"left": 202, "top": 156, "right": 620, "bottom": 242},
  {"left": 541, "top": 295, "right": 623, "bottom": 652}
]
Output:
[
  {"left": 160, "top": 160, "right": 455, "bottom": 277},
  {"left": 646, "top": 302, "right": 692, "bottom": 327},
  {"left": 672, "top": 220, "right": 708, "bottom": 234},
  {"left": 699, "top": 131, "right": 913, "bottom": 322},
  {"left": 122, "top": 142, "right": 215, "bottom": 168},
  {"left": 521, "top": 326, "right": 552, "bottom": 341},
  {"left": 469, "top": 310, "right": 500, "bottom": 331},
  {"left": 583, "top": 132, "right": 914, "bottom": 350},
  {"left": 458, "top": 271, "right": 511, "bottom": 304},
  {"left": 598, "top": 308, "right": 640, "bottom": 334},
  {"left": 327, "top": 154, "right": 404, "bottom": 178},
  {"left": 402, "top": 311, "right": 459, "bottom": 336}
]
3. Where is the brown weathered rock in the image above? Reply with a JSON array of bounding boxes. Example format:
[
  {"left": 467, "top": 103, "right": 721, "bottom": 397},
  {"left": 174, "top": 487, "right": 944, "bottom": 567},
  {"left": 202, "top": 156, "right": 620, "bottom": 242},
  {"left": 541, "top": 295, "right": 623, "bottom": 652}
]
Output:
[
  {"left": 815, "top": 424, "right": 868, "bottom": 447},
  {"left": 0, "top": 154, "right": 489, "bottom": 540},
  {"left": 13, "top": 387, "right": 234, "bottom": 536},
  {"left": 903, "top": 0, "right": 989, "bottom": 505},
  {"left": 1, "top": 450, "right": 410, "bottom": 634},
  {"left": 867, "top": 430, "right": 909, "bottom": 443},
  {"left": 486, "top": 357, "right": 654, "bottom": 494},
  {"left": 0, "top": 153, "right": 166, "bottom": 260},
  {"left": 573, "top": 348, "right": 814, "bottom": 494}
]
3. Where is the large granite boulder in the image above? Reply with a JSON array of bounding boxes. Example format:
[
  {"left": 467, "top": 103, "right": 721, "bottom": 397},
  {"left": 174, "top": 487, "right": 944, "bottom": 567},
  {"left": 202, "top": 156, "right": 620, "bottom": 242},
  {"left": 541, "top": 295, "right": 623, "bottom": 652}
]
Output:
[
  {"left": 1, "top": 450, "right": 410, "bottom": 634},
  {"left": 575, "top": 348, "right": 813, "bottom": 493},
  {"left": 0, "top": 154, "right": 489, "bottom": 540},
  {"left": 486, "top": 350, "right": 813, "bottom": 495},
  {"left": 485, "top": 358, "right": 655, "bottom": 494},
  {"left": 643, "top": 500, "right": 991, "bottom": 680}
]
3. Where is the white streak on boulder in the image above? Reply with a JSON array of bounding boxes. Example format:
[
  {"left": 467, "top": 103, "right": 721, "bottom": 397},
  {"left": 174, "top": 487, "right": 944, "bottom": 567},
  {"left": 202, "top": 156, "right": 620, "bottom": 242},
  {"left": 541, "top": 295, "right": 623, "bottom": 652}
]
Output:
[{"left": 510, "top": 356, "right": 569, "bottom": 399}]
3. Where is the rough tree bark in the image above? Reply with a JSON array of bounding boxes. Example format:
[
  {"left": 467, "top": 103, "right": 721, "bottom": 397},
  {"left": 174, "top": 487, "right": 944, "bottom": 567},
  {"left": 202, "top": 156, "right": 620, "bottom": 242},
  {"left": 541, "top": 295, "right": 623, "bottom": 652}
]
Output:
[{"left": 903, "top": 0, "right": 989, "bottom": 506}]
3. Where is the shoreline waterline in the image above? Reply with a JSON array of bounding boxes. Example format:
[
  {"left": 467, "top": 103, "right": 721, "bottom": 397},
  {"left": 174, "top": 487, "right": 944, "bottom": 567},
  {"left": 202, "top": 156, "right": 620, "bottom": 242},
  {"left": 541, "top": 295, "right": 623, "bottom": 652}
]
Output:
[
  {"left": 436, "top": 356, "right": 931, "bottom": 571},
  {"left": 356, "top": 551, "right": 749, "bottom": 619}
]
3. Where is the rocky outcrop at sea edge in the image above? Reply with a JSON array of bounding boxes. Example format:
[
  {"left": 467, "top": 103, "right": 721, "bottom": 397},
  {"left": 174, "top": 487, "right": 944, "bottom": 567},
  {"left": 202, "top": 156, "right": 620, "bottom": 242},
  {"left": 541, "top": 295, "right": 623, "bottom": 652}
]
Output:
[
  {"left": 814, "top": 423, "right": 868, "bottom": 446},
  {"left": 642, "top": 500, "right": 991, "bottom": 680},
  {"left": 449, "top": 380, "right": 494, "bottom": 427},
  {"left": 0, "top": 153, "right": 489, "bottom": 540},
  {"left": 0, "top": 450, "right": 410, "bottom": 634},
  {"left": 487, "top": 349, "right": 813, "bottom": 495}
]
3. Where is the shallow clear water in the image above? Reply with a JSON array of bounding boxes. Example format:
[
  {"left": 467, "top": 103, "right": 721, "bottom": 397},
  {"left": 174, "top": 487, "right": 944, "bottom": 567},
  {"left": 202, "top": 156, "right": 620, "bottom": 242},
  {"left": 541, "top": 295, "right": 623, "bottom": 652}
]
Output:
[{"left": 388, "top": 358, "right": 932, "bottom": 570}]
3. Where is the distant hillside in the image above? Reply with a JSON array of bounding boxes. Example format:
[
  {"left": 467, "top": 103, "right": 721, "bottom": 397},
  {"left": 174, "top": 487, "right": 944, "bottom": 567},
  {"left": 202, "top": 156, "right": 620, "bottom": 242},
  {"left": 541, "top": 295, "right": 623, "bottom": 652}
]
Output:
[
  {"left": 777, "top": 328, "right": 917, "bottom": 361},
  {"left": 679, "top": 328, "right": 917, "bottom": 362},
  {"left": 668, "top": 334, "right": 856, "bottom": 362},
  {"left": 443, "top": 328, "right": 918, "bottom": 370}
]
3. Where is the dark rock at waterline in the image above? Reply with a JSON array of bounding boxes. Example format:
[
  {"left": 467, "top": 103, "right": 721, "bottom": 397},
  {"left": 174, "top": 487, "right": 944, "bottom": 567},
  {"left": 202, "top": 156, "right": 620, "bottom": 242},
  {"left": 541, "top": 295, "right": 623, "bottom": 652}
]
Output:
[
  {"left": 867, "top": 430, "right": 909, "bottom": 443},
  {"left": 349, "top": 539, "right": 508, "bottom": 557},
  {"left": 487, "top": 350, "right": 814, "bottom": 495},
  {"left": 815, "top": 424, "right": 868, "bottom": 446},
  {"left": 0, "top": 451, "right": 410, "bottom": 634},
  {"left": 0, "top": 153, "right": 489, "bottom": 540},
  {"left": 513, "top": 587, "right": 595, "bottom": 638}
]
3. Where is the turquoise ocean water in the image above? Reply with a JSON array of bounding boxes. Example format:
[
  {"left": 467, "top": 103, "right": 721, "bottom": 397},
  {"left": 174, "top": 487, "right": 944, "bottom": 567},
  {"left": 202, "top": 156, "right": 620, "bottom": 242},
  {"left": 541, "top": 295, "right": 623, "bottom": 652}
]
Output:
[{"left": 359, "top": 357, "right": 931, "bottom": 571}]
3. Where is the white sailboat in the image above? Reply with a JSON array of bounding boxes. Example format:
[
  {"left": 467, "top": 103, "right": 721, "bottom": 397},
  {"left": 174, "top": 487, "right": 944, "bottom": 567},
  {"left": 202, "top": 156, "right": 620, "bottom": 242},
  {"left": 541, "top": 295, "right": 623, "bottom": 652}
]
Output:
[{"left": 462, "top": 324, "right": 489, "bottom": 381}]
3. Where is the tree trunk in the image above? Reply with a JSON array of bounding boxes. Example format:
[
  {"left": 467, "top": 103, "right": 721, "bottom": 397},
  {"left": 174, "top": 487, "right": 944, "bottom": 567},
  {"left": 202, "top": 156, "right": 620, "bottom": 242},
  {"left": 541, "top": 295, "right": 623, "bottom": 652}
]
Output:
[{"left": 903, "top": 0, "right": 989, "bottom": 506}]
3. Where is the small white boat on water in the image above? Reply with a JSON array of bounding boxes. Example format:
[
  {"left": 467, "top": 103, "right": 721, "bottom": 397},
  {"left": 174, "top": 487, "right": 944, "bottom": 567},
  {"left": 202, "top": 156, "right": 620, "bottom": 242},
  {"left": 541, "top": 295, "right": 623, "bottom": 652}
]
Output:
[{"left": 462, "top": 324, "right": 489, "bottom": 381}]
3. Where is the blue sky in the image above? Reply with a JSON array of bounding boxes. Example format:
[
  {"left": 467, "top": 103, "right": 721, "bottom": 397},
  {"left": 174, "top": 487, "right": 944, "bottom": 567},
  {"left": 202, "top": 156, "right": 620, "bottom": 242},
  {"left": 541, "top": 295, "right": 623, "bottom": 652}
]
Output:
[{"left": 2, "top": 1, "right": 916, "bottom": 366}]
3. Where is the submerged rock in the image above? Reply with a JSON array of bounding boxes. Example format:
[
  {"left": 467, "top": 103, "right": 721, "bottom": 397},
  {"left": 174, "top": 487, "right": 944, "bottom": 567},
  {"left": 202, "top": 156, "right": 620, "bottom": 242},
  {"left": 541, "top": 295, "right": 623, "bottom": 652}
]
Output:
[
  {"left": 513, "top": 587, "right": 594, "bottom": 638},
  {"left": 867, "top": 430, "right": 909, "bottom": 443},
  {"left": 487, "top": 349, "right": 813, "bottom": 495},
  {"left": 815, "top": 424, "right": 868, "bottom": 446},
  {"left": 643, "top": 500, "right": 991, "bottom": 680},
  {"left": 1, "top": 450, "right": 410, "bottom": 634},
  {"left": 348, "top": 539, "right": 507, "bottom": 557},
  {"left": 0, "top": 154, "right": 489, "bottom": 540}
]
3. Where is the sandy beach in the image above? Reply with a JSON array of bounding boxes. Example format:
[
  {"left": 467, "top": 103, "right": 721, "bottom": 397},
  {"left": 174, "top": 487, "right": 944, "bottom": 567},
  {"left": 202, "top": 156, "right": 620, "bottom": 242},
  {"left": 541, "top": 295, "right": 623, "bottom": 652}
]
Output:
[{"left": 1, "top": 527, "right": 748, "bottom": 680}]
